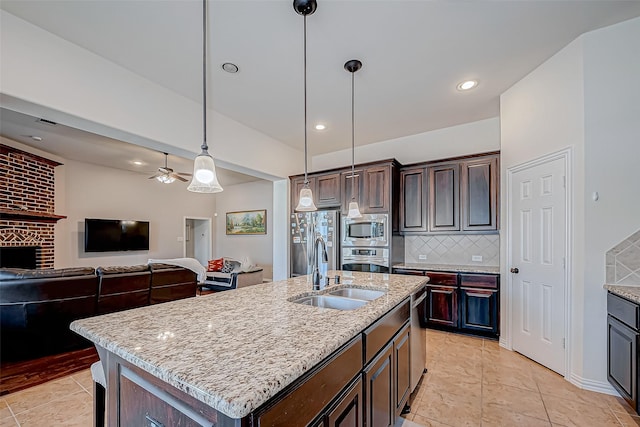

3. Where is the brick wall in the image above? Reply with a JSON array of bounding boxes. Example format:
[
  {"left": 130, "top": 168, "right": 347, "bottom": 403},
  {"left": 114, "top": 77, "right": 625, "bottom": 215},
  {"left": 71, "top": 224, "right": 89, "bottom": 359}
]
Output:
[{"left": 0, "top": 144, "right": 62, "bottom": 269}]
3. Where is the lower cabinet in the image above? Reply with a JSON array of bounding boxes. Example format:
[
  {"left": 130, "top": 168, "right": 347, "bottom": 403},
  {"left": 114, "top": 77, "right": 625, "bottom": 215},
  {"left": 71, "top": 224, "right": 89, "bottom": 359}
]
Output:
[
  {"left": 607, "top": 292, "right": 640, "bottom": 414},
  {"left": 364, "top": 343, "right": 394, "bottom": 427},
  {"left": 460, "top": 287, "right": 498, "bottom": 335},
  {"left": 426, "top": 285, "right": 458, "bottom": 328},
  {"left": 393, "top": 324, "right": 411, "bottom": 418},
  {"left": 314, "top": 377, "right": 363, "bottom": 427}
]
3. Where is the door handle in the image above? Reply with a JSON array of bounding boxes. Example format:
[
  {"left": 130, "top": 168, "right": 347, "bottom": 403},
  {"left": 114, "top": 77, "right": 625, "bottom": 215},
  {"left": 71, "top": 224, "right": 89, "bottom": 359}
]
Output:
[{"left": 510, "top": 267, "right": 519, "bottom": 274}]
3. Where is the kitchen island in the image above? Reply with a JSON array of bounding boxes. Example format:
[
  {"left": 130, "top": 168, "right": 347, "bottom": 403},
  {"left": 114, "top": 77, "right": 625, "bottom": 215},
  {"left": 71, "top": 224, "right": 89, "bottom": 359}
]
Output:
[{"left": 71, "top": 270, "right": 427, "bottom": 426}]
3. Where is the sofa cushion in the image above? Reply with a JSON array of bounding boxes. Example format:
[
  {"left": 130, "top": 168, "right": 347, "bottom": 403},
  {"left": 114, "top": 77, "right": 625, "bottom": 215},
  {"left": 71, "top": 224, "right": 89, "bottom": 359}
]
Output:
[
  {"left": 96, "top": 265, "right": 149, "bottom": 275},
  {"left": 0, "top": 267, "right": 95, "bottom": 280},
  {"left": 220, "top": 259, "right": 238, "bottom": 273}
]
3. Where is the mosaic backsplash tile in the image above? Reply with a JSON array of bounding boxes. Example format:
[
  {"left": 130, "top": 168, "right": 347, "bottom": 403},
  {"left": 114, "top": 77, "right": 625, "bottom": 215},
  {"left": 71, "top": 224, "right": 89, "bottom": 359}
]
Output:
[
  {"left": 405, "top": 234, "right": 499, "bottom": 266},
  {"left": 606, "top": 229, "right": 640, "bottom": 285}
]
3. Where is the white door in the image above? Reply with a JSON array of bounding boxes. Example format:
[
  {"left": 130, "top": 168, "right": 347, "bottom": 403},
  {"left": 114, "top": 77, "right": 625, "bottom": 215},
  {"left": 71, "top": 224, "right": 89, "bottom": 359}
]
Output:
[{"left": 510, "top": 157, "right": 566, "bottom": 375}]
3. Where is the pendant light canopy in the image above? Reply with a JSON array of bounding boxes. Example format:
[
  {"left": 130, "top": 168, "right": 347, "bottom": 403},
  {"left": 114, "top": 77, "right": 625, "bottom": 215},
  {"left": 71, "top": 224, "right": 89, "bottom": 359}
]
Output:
[
  {"left": 294, "top": 0, "right": 317, "bottom": 212},
  {"left": 188, "top": 0, "right": 223, "bottom": 193},
  {"left": 345, "top": 59, "right": 363, "bottom": 219}
]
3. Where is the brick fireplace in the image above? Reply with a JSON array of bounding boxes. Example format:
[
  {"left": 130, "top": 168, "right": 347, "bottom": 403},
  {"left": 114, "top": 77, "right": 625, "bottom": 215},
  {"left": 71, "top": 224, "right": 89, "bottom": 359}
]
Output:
[{"left": 0, "top": 144, "right": 65, "bottom": 269}]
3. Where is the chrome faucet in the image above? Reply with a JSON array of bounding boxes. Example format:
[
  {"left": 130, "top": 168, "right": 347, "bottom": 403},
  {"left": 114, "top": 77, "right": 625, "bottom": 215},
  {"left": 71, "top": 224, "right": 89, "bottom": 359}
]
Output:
[{"left": 311, "top": 233, "right": 329, "bottom": 291}]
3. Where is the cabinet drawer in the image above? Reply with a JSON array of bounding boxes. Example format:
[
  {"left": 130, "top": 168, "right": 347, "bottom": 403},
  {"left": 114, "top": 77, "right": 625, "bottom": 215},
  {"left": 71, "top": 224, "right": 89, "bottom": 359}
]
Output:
[
  {"left": 392, "top": 269, "right": 425, "bottom": 276},
  {"left": 608, "top": 292, "right": 639, "bottom": 330},
  {"left": 425, "top": 272, "right": 458, "bottom": 286},
  {"left": 460, "top": 274, "right": 499, "bottom": 290},
  {"left": 364, "top": 299, "right": 410, "bottom": 364}
]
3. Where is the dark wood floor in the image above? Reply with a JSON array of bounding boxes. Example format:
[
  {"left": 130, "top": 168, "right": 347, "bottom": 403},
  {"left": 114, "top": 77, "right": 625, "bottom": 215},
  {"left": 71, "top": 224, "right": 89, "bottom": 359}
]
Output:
[{"left": 0, "top": 347, "right": 99, "bottom": 396}]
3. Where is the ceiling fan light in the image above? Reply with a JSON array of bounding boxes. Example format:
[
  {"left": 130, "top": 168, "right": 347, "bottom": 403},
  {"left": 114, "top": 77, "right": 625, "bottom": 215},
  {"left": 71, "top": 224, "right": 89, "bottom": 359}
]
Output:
[
  {"left": 156, "top": 174, "right": 176, "bottom": 184},
  {"left": 295, "top": 185, "right": 317, "bottom": 211},
  {"left": 347, "top": 201, "right": 363, "bottom": 219},
  {"left": 187, "top": 151, "right": 223, "bottom": 193}
]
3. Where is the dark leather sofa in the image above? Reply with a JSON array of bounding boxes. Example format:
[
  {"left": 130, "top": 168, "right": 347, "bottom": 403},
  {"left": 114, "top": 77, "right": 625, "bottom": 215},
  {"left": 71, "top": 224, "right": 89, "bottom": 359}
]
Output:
[{"left": 0, "top": 264, "right": 197, "bottom": 362}]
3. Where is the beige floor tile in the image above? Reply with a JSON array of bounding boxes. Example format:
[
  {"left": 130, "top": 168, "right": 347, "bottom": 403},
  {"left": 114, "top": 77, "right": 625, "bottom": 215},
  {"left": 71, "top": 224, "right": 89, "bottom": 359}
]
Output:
[
  {"left": 608, "top": 395, "right": 637, "bottom": 416},
  {"left": 612, "top": 410, "right": 640, "bottom": 426},
  {"left": 411, "top": 413, "right": 455, "bottom": 426},
  {"left": 482, "top": 405, "right": 551, "bottom": 427},
  {"left": 0, "top": 400, "right": 12, "bottom": 421},
  {"left": 536, "top": 374, "right": 612, "bottom": 409},
  {"left": 483, "top": 382, "right": 548, "bottom": 421},
  {"left": 0, "top": 416, "right": 18, "bottom": 427},
  {"left": 482, "top": 363, "right": 538, "bottom": 392},
  {"left": 543, "top": 394, "right": 622, "bottom": 427},
  {"left": 3, "top": 376, "right": 85, "bottom": 415},
  {"left": 71, "top": 368, "right": 94, "bottom": 393},
  {"left": 412, "top": 388, "right": 481, "bottom": 427},
  {"left": 425, "top": 368, "right": 483, "bottom": 398},
  {"left": 14, "top": 391, "right": 93, "bottom": 427}
]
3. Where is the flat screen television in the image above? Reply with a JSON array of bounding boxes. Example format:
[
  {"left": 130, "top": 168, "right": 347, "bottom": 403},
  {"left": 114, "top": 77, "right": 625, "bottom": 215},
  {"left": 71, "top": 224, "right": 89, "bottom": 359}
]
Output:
[{"left": 84, "top": 218, "right": 149, "bottom": 252}]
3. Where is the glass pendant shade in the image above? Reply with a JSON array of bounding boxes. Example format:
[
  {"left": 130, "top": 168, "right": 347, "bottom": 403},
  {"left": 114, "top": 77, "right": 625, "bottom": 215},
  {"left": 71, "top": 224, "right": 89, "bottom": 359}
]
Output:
[
  {"left": 296, "top": 184, "right": 317, "bottom": 211},
  {"left": 187, "top": 150, "right": 223, "bottom": 193},
  {"left": 347, "top": 201, "right": 362, "bottom": 219}
]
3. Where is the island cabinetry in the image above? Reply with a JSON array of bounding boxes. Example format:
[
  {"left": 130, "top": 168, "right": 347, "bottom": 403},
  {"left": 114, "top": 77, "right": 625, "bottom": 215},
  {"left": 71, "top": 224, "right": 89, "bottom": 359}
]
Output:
[
  {"left": 363, "top": 300, "right": 411, "bottom": 426},
  {"left": 324, "top": 377, "right": 363, "bottom": 427},
  {"left": 461, "top": 156, "right": 498, "bottom": 231},
  {"left": 399, "top": 168, "right": 427, "bottom": 232},
  {"left": 607, "top": 292, "right": 639, "bottom": 413}
]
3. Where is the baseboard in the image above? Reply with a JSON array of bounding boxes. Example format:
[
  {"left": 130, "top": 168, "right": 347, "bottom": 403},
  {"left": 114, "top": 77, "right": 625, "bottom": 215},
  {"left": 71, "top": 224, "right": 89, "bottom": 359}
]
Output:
[
  {"left": 499, "top": 337, "right": 509, "bottom": 350},
  {"left": 568, "top": 372, "right": 621, "bottom": 396}
]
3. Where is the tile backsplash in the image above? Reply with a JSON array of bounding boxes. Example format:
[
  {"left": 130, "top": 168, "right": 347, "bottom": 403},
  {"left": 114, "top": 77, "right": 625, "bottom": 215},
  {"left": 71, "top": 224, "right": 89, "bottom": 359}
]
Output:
[
  {"left": 405, "top": 234, "right": 500, "bottom": 266},
  {"left": 606, "top": 229, "right": 640, "bottom": 285}
]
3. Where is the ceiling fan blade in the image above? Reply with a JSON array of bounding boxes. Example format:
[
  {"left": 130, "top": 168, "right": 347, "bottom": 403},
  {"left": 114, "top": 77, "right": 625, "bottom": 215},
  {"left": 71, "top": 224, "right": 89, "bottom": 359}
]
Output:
[
  {"left": 173, "top": 174, "right": 189, "bottom": 182},
  {"left": 158, "top": 167, "right": 172, "bottom": 174},
  {"left": 177, "top": 172, "right": 193, "bottom": 177},
  {"left": 148, "top": 172, "right": 163, "bottom": 179}
]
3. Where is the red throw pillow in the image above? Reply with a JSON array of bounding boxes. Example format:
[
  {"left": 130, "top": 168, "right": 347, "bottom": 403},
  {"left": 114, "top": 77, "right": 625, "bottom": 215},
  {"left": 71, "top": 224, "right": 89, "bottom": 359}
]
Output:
[{"left": 207, "top": 258, "right": 224, "bottom": 272}]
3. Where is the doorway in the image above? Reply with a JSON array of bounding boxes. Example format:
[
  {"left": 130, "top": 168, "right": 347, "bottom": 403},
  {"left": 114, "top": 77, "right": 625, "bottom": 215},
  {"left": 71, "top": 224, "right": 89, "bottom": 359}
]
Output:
[
  {"left": 184, "top": 217, "right": 212, "bottom": 267},
  {"left": 507, "top": 148, "right": 571, "bottom": 376}
]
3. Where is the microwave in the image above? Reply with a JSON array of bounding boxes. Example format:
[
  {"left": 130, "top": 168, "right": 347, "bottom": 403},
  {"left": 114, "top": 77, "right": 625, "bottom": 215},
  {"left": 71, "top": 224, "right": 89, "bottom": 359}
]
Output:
[{"left": 342, "top": 214, "right": 388, "bottom": 247}]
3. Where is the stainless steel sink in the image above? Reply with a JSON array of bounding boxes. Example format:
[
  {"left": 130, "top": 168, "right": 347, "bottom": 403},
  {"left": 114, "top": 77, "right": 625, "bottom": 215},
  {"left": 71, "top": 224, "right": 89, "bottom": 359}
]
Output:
[
  {"left": 327, "top": 288, "right": 387, "bottom": 301},
  {"left": 292, "top": 295, "right": 367, "bottom": 310}
]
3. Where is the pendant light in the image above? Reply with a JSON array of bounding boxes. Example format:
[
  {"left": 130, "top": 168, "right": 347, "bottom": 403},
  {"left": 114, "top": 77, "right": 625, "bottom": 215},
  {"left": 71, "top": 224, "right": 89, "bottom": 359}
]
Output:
[
  {"left": 188, "top": 0, "right": 223, "bottom": 193},
  {"left": 345, "top": 59, "right": 363, "bottom": 219},
  {"left": 294, "top": 0, "right": 317, "bottom": 212}
]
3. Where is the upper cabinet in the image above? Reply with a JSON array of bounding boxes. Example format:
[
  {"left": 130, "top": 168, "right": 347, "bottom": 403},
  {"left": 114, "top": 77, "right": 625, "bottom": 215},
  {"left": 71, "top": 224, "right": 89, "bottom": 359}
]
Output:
[
  {"left": 291, "top": 173, "right": 341, "bottom": 210},
  {"left": 461, "top": 156, "right": 498, "bottom": 231},
  {"left": 399, "top": 152, "right": 499, "bottom": 234},
  {"left": 341, "top": 170, "right": 363, "bottom": 216},
  {"left": 362, "top": 165, "right": 391, "bottom": 213}
]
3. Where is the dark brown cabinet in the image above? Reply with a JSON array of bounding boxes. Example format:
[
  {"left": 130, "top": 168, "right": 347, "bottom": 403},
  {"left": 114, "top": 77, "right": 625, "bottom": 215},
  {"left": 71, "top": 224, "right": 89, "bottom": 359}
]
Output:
[
  {"left": 341, "top": 170, "right": 363, "bottom": 215},
  {"left": 393, "top": 324, "right": 411, "bottom": 418},
  {"left": 426, "top": 285, "right": 458, "bottom": 328},
  {"left": 429, "top": 163, "right": 460, "bottom": 232},
  {"left": 321, "top": 377, "right": 363, "bottom": 427},
  {"left": 461, "top": 156, "right": 498, "bottom": 231},
  {"left": 399, "top": 168, "right": 427, "bottom": 232},
  {"left": 607, "top": 292, "right": 640, "bottom": 414},
  {"left": 291, "top": 173, "right": 341, "bottom": 210},
  {"left": 363, "top": 166, "right": 391, "bottom": 213},
  {"left": 364, "top": 342, "right": 394, "bottom": 427},
  {"left": 460, "top": 288, "right": 498, "bottom": 334}
]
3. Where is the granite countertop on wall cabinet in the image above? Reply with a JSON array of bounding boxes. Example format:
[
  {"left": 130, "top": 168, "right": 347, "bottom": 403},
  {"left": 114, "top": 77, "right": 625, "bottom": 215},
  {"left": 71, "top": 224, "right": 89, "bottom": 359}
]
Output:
[
  {"left": 394, "top": 263, "right": 500, "bottom": 275},
  {"left": 605, "top": 284, "right": 640, "bottom": 304},
  {"left": 70, "top": 270, "right": 426, "bottom": 420}
]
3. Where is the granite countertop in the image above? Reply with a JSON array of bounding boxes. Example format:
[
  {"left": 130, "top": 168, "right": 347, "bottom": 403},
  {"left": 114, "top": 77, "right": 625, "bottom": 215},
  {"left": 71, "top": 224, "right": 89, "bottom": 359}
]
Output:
[
  {"left": 393, "top": 263, "right": 500, "bottom": 274},
  {"left": 70, "top": 270, "right": 426, "bottom": 419},
  {"left": 604, "top": 284, "right": 640, "bottom": 304}
]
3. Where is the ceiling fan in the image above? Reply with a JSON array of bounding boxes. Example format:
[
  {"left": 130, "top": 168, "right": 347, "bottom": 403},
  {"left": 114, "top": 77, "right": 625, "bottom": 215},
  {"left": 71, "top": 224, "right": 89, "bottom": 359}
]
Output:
[{"left": 148, "top": 153, "right": 192, "bottom": 184}]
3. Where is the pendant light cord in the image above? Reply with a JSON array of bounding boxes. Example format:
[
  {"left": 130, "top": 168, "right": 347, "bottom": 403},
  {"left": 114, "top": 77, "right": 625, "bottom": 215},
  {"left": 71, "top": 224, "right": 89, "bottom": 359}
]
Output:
[
  {"left": 303, "top": 14, "right": 309, "bottom": 185},
  {"left": 201, "top": 0, "right": 208, "bottom": 152},
  {"left": 351, "top": 70, "right": 356, "bottom": 200}
]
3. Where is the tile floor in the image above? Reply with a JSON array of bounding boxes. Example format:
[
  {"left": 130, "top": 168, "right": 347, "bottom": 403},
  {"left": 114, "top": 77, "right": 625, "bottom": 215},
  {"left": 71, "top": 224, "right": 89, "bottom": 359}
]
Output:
[{"left": 0, "top": 329, "right": 637, "bottom": 426}]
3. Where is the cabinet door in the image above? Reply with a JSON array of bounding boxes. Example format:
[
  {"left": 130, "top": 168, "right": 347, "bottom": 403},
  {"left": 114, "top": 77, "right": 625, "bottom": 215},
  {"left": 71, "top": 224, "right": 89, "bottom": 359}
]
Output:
[
  {"left": 327, "top": 377, "right": 363, "bottom": 427},
  {"left": 608, "top": 315, "right": 638, "bottom": 409},
  {"left": 426, "top": 285, "right": 458, "bottom": 328},
  {"left": 316, "top": 173, "right": 342, "bottom": 208},
  {"left": 460, "top": 288, "right": 498, "bottom": 335},
  {"left": 428, "top": 163, "right": 460, "bottom": 231},
  {"left": 393, "top": 324, "right": 411, "bottom": 418},
  {"left": 399, "top": 168, "right": 427, "bottom": 232},
  {"left": 291, "top": 176, "right": 316, "bottom": 211},
  {"left": 342, "top": 170, "right": 364, "bottom": 215},
  {"left": 364, "top": 342, "right": 394, "bottom": 427},
  {"left": 363, "top": 166, "right": 391, "bottom": 213},
  {"left": 461, "top": 156, "right": 498, "bottom": 231}
]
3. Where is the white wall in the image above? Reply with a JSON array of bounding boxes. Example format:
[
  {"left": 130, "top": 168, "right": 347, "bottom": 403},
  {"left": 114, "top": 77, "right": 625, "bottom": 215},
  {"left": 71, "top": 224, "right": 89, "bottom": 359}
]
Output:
[
  {"left": 55, "top": 159, "right": 216, "bottom": 268},
  {"left": 0, "top": 10, "right": 302, "bottom": 180},
  {"left": 581, "top": 17, "right": 640, "bottom": 384},
  {"left": 312, "top": 117, "right": 500, "bottom": 171},
  {"left": 500, "top": 16, "right": 640, "bottom": 389},
  {"left": 214, "top": 180, "right": 274, "bottom": 280}
]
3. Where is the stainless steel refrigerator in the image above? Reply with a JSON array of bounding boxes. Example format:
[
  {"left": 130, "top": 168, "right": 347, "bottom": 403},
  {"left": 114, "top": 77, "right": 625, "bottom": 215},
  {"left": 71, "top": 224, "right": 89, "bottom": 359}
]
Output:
[{"left": 290, "top": 210, "right": 339, "bottom": 277}]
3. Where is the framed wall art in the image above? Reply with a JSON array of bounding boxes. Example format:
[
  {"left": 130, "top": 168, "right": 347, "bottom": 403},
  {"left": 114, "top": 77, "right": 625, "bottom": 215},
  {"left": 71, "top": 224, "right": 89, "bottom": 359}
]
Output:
[{"left": 225, "top": 210, "right": 267, "bottom": 235}]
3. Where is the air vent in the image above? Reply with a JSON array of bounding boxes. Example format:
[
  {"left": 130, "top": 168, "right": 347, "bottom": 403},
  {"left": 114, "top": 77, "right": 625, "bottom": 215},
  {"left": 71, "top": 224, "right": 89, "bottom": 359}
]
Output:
[{"left": 37, "top": 118, "right": 57, "bottom": 126}]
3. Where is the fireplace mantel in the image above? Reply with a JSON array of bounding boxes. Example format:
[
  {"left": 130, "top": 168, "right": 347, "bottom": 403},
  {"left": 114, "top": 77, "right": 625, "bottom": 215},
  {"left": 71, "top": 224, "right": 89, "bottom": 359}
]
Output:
[{"left": 0, "top": 209, "right": 67, "bottom": 223}]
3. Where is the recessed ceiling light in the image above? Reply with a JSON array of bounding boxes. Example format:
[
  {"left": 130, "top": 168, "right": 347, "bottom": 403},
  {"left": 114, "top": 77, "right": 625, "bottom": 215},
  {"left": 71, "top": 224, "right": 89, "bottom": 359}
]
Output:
[
  {"left": 457, "top": 80, "right": 478, "bottom": 91},
  {"left": 315, "top": 124, "right": 326, "bottom": 131},
  {"left": 133, "top": 161, "right": 143, "bottom": 166},
  {"left": 222, "top": 62, "right": 239, "bottom": 73}
]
